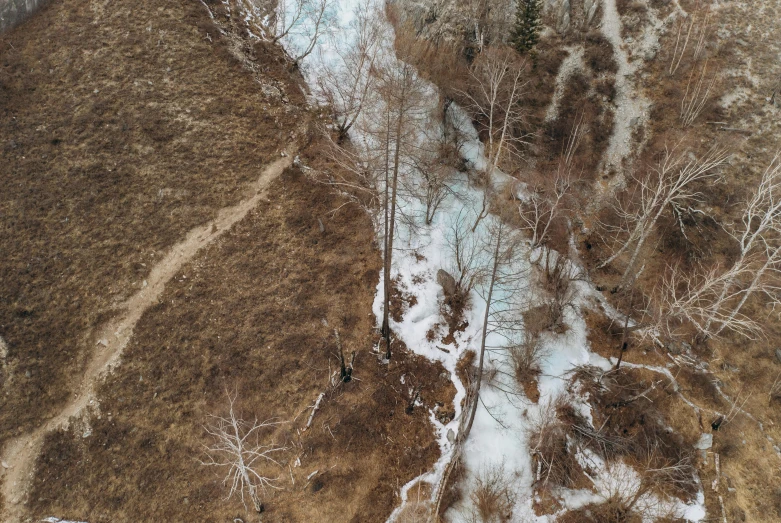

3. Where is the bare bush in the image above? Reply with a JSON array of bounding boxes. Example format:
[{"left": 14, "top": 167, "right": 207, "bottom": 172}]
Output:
[
  {"left": 526, "top": 397, "right": 585, "bottom": 489},
  {"left": 464, "top": 464, "right": 517, "bottom": 523},
  {"left": 538, "top": 250, "right": 583, "bottom": 331},
  {"left": 200, "top": 392, "right": 286, "bottom": 513},
  {"left": 591, "top": 451, "right": 694, "bottom": 522},
  {"left": 396, "top": 502, "right": 431, "bottom": 523},
  {"left": 394, "top": 480, "right": 433, "bottom": 523},
  {"left": 508, "top": 329, "right": 545, "bottom": 386},
  {"left": 558, "top": 440, "right": 696, "bottom": 522}
]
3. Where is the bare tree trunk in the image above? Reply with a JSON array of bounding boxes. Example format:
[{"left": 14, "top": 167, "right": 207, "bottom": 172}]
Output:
[
  {"left": 618, "top": 212, "right": 662, "bottom": 289},
  {"left": 463, "top": 225, "right": 503, "bottom": 438},
  {"left": 381, "top": 87, "right": 407, "bottom": 359},
  {"left": 381, "top": 107, "right": 392, "bottom": 349},
  {"left": 614, "top": 301, "right": 632, "bottom": 370}
]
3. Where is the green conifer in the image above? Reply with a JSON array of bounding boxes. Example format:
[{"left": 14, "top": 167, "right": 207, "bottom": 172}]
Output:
[{"left": 512, "top": 0, "right": 543, "bottom": 55}]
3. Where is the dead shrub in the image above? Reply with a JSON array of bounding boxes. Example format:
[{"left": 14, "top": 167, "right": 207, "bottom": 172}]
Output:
[
  {"left": 538, "top": 250, "right": 583, "bottom": 332},
  {"left": 584, "top": 32, "right": 618, "bottom": 74},
  {"left": 589, "top": 370, "right": 700, "bottom": 499},
  {"left": 508, "top": 329, "right": 546, "bottom": 386},
  {"left": 396, "top": 502, "right": 431, "bottom": 523},
  {"left": 443, "top": 285, "right": 471, "bottom": 328},
  {"left": 464, "top": 464, "right": 517, "bottom": 523},
  {"left": 558, "top": 499, "right": 642, "bottom": 523},
  {"left": 526, "top": 397, "right": 587, "bottom": 489}
]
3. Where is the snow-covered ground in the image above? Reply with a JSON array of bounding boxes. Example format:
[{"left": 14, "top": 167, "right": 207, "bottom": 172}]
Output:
[{"left": 274, "top": 0, "right": 707, "bottom": 521}]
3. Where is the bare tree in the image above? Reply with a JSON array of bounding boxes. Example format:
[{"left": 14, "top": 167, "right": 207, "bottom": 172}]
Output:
[
  {"left": 315, "top": 0, "right": 381, "bottom": 141},
  {"left": 458, "top": 46, "right": 530, "bottom": 232},
  {"left": 461, "top": 0, "right": 516, "bottom": 54},
  {"left": 657, "top": 153, "right": 781, "bottom": 339},
  {"left": 599, "top": 145, "right": 729, "bottom": 289},
  {"left": 405, "top": 138, "right": 458, "bottom": 225},
  {"left": 518, "top": 177, "right": 571, "bottom": 250},
  {"left": 429, "top": 220, "right": 524, "bottom": 519},
  {"left": 201, "top": 392, "right": 286, "bottom": 514},
  {"left": 374, "top": 54, "right": 430, "bottom": 358},
  {"left": 319, "top": 126, "right": 382, "bottom": 217},
  {"left": 463, "top": 220, "right": 522, "bottom": 438},
  {"left": 272, "top": 0, "right": 307, "bottom": 43},
  {"left": 712, "top": 153, "right": 781, "bottom": 334},
  {"left": 518, "top": 115, "right": 582, "bottom": 249},
  {"left": 658, "top": 261, "right": 762, "bottom": 340},
  {"left": 273, "top": 0, "right": 335, "bottom": 64}
]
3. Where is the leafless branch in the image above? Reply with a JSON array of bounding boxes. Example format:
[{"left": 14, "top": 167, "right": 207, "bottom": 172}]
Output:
[{"left": 201, "top": 391, "right": 287, "bottom": 513}]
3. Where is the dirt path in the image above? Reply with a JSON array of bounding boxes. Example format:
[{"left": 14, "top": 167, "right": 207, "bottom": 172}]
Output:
[
  {"left": 0, "top": 153, "right": 293, "bottom": 523},
  {"left": 598, "top": 0, "right": 650, "bottom": 183}
]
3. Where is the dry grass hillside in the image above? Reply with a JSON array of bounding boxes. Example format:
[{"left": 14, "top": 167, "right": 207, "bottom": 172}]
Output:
[
  {"left": 0, "top": 0, "right": 305, "bottom": 445},
  {"left": 27, "top": 164, "right": 455, "bottom": 522},
  {"left": 1, "top": 0, "right": 453, "bottom": 521}
]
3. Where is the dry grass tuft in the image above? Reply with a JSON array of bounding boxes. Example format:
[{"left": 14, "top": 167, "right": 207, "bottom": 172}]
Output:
[
  {"left": 464, "top": 464, "right": 517, "bottom": 523},
  {"left": 508, "top": 330, "right": 546, "bottom": 389}
]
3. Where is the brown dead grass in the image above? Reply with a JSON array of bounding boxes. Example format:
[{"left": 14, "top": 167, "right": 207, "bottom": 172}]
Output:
[
  {"left": 28, "top": 165, "right": 454, "bottom": 522},
  {"left": 0, "top": 0, "right": 306, "bottom": 450},
  {"left": 3, "top": 1, "right": 454, "bottom": 521}
]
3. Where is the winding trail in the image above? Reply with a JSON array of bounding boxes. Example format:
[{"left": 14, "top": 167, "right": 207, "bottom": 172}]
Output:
[{"left": 0, "top": 153, "right": 293, "bottom": 523}]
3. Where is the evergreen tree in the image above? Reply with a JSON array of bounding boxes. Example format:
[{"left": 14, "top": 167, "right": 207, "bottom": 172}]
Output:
[{"left": 512, "top": 0, "right": 543, "bottom": 55}]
